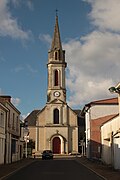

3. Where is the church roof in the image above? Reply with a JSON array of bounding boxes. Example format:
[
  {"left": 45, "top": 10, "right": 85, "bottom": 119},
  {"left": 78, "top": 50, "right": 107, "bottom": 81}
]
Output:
[
  {"left": 24, "top": 110, "right": 40, "bottom": 126},
  {"left": 73, "top": 109, "right": 81, "bottom": 116},
  {"left": 50, "top": 15, "right": 62, "bottom": 51},
  {"left": 47, "top": 99, "right": 67, "bottom": 105}
]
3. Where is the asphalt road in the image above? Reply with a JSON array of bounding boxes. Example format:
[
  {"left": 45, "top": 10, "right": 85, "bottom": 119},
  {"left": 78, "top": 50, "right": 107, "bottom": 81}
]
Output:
[{"left": 5, "top": 159, "right": 103, "bottom": 180}]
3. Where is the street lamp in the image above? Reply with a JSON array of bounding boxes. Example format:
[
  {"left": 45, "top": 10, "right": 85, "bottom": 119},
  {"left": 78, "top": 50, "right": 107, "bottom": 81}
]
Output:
[
  {"left": 109, "top": 83, "right": 120, "bottom": 115},
  {"left": 24, "top": 128, "right": 29, "bottom": 158},
  {"left": 108, "top": 83, "right": 120, "bottom": 167},
  {"left": 109, "top": 86, "right": 120, "bottom": 94},
  {"left": 24, "top": 132, "right": 29, "bottom": 158}
]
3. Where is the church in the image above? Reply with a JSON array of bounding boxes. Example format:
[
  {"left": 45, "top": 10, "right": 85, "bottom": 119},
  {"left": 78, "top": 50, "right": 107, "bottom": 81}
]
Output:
[{"left": 25, "top": 15, "right": 79, "bottom": 155}]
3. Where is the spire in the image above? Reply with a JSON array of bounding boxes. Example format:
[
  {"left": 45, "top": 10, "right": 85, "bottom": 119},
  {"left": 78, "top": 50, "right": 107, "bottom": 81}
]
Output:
[{"left": 51, "top": 15, "right": 62, "bottom": 51}]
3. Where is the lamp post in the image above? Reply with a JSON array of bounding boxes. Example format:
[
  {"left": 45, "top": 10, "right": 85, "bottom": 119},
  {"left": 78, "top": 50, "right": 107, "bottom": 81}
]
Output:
[
  {"left": 109, "top": 83, "right": 120, "bottom": 167},
  {"left": 24, "top": 128, "right": 29, "bottom": 158},
  {"left": 109, "top": 83, "right": 120, "bottom": 114}
]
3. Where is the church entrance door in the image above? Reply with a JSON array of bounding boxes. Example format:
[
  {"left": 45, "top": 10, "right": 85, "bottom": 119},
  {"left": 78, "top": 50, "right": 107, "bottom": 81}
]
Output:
[{"left": 53, "top": 137, "right": 61, "bottom": 154}]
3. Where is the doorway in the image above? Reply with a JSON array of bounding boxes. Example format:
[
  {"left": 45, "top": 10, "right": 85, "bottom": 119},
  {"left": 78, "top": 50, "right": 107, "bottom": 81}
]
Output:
[{"left": 53, "top": 137, "right": 61, "bottom": 154}]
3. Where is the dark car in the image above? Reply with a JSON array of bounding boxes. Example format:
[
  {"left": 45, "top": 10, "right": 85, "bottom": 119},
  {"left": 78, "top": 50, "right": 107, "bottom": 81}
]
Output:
[{"left": 42, "top": 150, "right": 53, "bottom": 160}]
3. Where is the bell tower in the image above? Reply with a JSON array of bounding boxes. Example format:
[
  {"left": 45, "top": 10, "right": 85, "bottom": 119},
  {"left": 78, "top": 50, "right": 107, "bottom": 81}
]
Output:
[{"left": 47, "top": 15, "right": 67, "bottom": 103}]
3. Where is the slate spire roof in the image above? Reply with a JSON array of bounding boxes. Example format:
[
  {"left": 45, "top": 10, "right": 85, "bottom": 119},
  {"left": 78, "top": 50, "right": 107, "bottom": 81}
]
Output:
[{"left": 50, "top": 15, "right": 62, "bottom": 51}]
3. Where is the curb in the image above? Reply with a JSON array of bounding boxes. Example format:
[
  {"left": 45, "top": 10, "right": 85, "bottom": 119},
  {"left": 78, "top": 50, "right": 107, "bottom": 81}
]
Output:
[{"left": 75, "top": 158, "right": 107, "bottom": 180}]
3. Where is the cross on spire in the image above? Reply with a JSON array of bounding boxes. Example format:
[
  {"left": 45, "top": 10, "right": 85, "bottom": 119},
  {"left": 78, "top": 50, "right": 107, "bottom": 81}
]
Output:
[{"left": 56, "top": 9, "right": 58, "bottom": 16}]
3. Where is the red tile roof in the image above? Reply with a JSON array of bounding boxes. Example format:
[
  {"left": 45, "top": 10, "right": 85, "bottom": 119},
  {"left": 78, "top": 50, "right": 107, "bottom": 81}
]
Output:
[{"left": 86, "top": 97, "right": 118, "bottom": 107}]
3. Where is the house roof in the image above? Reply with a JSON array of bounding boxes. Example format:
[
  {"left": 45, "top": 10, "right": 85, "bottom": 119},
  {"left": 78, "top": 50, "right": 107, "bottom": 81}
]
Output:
[
  {"left": 24, "top": 110, "right": 40, "bottom": 126},
  {"left": 81, "top": 97, "right": 118, "bottom": 116},
  {"left": 0, "top": 102, "right": 9, "bottom": 112},
  {"left": 86, "top": 97, "right": 118, "bottom": 106},
  {"left": 0, "top": 95, "right": 11, "bottom": 102},
  {"left": 0, "top": 95, "right": 21, "bottom": 114},
  {"left": 100, "top": 114, "right": 119, "bottom": 127}
]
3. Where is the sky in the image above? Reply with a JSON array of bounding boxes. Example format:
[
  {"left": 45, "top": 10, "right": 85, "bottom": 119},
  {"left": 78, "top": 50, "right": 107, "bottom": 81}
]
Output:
[{"left": 0, "top": 0, "right": 120, "bottom": 119}]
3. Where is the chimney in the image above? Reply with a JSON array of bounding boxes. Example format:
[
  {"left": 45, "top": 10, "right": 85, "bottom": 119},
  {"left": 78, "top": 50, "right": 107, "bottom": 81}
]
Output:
[{"left": 0, "top": 96, "right": 11, "bottom": 103}]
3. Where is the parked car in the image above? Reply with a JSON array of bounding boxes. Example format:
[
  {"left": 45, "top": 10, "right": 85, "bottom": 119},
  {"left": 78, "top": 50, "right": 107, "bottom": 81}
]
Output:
[{"left": 42, "top": 150, "right": 53, "bottom": 160}]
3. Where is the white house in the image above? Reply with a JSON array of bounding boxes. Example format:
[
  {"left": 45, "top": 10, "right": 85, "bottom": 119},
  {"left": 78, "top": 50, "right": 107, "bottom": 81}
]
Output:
[
  {"left": 82, "top": 97, "right": 119, "bottom": 159},
  {"left": 101, "top": 83, "right": 120, "bottom": 169},
  {"left": 101, "top": 115, "right": 120, "bottom": 169}
]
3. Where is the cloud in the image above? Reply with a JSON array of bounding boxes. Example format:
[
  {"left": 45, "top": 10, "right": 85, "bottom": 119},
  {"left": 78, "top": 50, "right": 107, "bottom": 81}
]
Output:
[
  {"left": 63, "top": 0, "right": 120, "bottom": 107},
  {"left": 0, "top": 56, "right": 6, "bottom": 62},
  {"left": 39, "top": 34, "right": 52, "bottom": 48},
  {"left": 11, "top": 0, "right": 34, "bottom": 10},
  {"left": 26, "top": 0, "right": 34, "bottom": 11},
  {"left": 0, "top": 0, "right": 32, "bottom": 40},
  {"left": 84, "top": 0, "right": 120, "bottom": 32},
  {"left": 14, "top": 66, "right": 24, "bottom": 72},
  {"left": 10, "top": 0, "right": 20, "bottom": 7},
  {"left": 0, "top": 88, "right": 4, "bottom": 95},
  {"left": 11, "top": 97, "right": 21, "bottom": 106},
  {"left": 27, "top": 64, "right": 38, "bottom": 73},
  {"left": 12, "top": 64, "right": 38, "bottom": 74}
]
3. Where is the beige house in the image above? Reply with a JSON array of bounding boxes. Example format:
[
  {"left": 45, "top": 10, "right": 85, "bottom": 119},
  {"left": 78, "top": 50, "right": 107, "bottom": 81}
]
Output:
[
  {"left": 0, "top": 102, "right": 8, "bottom": 164},
  {"left": 25, "top": 16, "right": 78, "bottom": 155},
  {"left": 0, "top": 96, "right": 22, "bottom": 164}
]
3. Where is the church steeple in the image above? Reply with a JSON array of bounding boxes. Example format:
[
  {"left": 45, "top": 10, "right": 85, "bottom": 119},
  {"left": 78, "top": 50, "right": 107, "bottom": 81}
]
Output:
[
  {"left": 51, "top": 15, "right": 62, "bottom": 51},
  {"left": 47, "top": 15, "right": 67, "bottom": 103},
  {"left": 48, "top": 15, "right": 66, "bottom": 64}
]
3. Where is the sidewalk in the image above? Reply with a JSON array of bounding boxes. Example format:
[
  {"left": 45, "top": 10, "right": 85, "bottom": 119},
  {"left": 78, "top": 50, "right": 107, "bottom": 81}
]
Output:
[
  {"left": 75, "top": 156, "right": 120, "bottom": 180},
  {"left": 0, "top": 157, "right": 120, "bottom": 180},
  {"left": 0, "top": 158, "right": 35, "bottom": 180}
]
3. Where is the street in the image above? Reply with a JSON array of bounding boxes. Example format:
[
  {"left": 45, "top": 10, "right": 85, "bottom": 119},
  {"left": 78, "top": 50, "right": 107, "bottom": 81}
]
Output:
[{"left": 4, "top": 159, "right": 103, "bottom": 180}]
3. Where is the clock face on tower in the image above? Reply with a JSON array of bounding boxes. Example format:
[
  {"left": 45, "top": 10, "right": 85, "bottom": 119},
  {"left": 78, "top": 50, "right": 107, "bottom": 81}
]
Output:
[{"left": 54, "top": 91, "right": 60, "bottom": 97}]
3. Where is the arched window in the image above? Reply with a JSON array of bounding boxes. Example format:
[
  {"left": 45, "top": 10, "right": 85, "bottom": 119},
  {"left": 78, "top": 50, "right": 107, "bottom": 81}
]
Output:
[
  {"left": 54, "top": 70, "right": 58, "bottom": 86},
  {"left": 53, "top": 109, "right": 59, "bottom": 124},
  {"left": 55, "top": 52, "right": 57, "bottom": 60}
]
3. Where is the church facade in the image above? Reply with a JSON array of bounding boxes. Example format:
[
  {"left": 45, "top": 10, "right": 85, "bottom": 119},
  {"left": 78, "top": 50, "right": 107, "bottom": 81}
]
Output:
[{"left": 26, "top": 16, "right": 78, "bottom": 154}]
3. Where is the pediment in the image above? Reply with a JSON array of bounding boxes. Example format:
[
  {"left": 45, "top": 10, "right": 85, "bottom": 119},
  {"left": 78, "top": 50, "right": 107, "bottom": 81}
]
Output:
[{"left": 47, "top": 98, "right": 67, "bottom": 105}]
